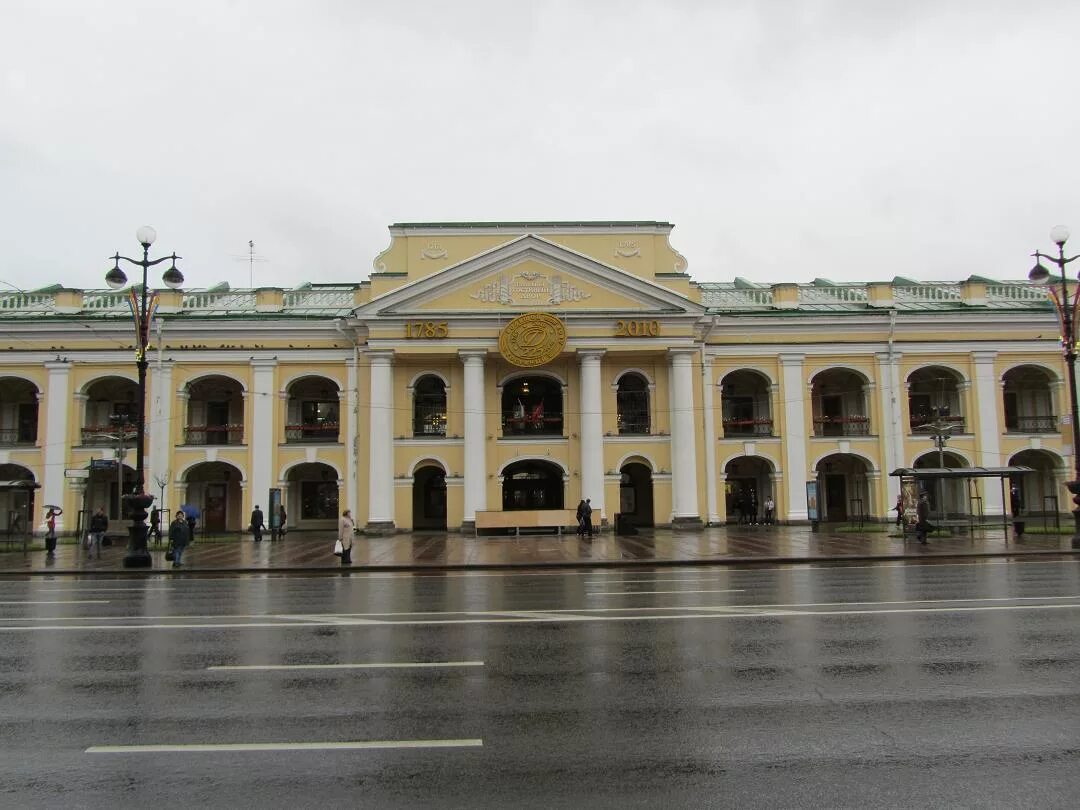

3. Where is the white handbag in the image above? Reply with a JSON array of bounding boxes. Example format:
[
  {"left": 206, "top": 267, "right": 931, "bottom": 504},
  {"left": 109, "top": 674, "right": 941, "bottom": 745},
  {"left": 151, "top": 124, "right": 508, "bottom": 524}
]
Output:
[{"left": 333, "top": 539, "right": 344, "bottom": 556}]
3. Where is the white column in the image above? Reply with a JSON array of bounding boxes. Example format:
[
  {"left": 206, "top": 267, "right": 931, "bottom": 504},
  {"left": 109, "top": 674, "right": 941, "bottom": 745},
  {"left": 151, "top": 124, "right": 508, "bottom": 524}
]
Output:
[
  {"left": 249, "top": 358, "right": 277, "bottom": 514},
  {"left": 578, "top": 350, "right": 605, "bottom": 519},
  {"left": 367, "top": 351, "right": 395, "bottom": 528},
  {"left": 343, "top": 356, "right": 358, "bottom": 518},
  {"left": 701, "top": 353, "right": 720, "bottom": 524},
  {"left": 148, "top": 360, "right": 174, "bottom": 509},
  {"left": 460, "top": 351, "right": 487, "bottom": 525},
  {"left": 875, "top": 351, "right": 903, "bottom": 514},
  {"left": 780, "top": 353, "right": 808, "bottom": 521},
  {"left": 668, "top": 349, "right": 701, "bottom": 526},
  {"left": 41, "top": 360, "right": 72, "bottom": 532},
  {"left": 973, "top": 350, "right": 1004, "bottom": 516}
]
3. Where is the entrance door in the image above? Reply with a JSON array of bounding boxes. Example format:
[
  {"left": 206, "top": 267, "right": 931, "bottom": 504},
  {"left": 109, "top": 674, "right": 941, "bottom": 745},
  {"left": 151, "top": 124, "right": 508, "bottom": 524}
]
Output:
[
  {"left": 619, "top": 463, "right": 654, "bottom": 529},
  {"left": 204, "top": 483, "right": 227, "bottom": 532},
  {"left": 412, "top": 467, "right": 447, "bottom": 531},
  {"left": 824, "top": 474, "right": 847, "bottom": 521}
]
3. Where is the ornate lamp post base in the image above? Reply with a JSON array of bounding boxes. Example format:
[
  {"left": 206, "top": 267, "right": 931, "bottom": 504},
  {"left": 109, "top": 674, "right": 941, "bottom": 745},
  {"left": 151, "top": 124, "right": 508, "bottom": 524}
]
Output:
[{"left": 122, "top": 492, "right": 155, "bottom": 569}]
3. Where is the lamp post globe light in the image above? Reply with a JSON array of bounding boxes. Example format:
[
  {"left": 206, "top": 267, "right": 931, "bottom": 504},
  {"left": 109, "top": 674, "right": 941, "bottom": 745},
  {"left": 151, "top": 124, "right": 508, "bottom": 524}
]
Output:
[
  {"left": 1028, "top": 225, "right": 1080, "bottom": 549},
  {"left": 105, "top": 227, "right": 184, "bottom": 568}
]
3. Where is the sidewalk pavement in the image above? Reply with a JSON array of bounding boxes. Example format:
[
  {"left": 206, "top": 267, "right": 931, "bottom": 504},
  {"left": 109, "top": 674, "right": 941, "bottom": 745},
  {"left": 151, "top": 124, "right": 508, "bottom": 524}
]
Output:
[{"left": 1, "top": 524, "right": 1077, "bottom": 575}]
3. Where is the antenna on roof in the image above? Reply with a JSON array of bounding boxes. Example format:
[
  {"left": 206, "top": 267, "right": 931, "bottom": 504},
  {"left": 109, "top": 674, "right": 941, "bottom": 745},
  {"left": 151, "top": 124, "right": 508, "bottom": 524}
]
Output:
[{"left": 230, "top": 240, "right": 269, "bottom": 288}]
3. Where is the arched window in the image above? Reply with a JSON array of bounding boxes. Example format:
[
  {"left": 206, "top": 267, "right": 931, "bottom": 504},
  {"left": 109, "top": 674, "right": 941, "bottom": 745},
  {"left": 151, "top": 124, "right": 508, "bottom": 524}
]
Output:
[
  {"left": 413, "top": 376, "right": 447, "bottom": 437},
  {"left": 616, "top": 373, "right": 650, "bottom": 435}
]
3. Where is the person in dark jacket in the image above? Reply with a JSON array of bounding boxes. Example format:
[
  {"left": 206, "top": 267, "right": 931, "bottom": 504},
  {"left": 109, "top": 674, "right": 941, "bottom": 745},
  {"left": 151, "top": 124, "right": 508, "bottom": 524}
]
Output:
[
  {"left": 1010, "top": 486, "right": 1025, "bottom": 540},
  {"left": 581, "top": 498, "right": 593, "bottom": 538},
  {"left": 168, "top": 512, "right": 191, "bottom": 567},
  {"left": 915, "top": 492, "right": 932, "bottom": 544},
  {"left": 250, "top": 505, "right": 265, "bottom": 543},
  {"left": 88, "top": 506, "right": 108, "bottom": 559}
]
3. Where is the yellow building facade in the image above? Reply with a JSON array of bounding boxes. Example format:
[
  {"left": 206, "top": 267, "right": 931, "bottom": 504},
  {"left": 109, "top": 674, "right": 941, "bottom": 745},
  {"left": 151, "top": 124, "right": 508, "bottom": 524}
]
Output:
[{"left": 0, "top": 221, "right": 1070, "bottom": 535}]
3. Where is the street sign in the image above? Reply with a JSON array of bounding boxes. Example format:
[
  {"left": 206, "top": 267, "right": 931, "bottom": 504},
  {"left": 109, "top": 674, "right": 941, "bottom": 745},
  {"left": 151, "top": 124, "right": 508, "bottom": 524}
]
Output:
[
  {"left": 64, "top": 469, "right": 90, "bottom": 480},
  {"left": 90, "top": 459, "right": 117, "bottom": 470}
]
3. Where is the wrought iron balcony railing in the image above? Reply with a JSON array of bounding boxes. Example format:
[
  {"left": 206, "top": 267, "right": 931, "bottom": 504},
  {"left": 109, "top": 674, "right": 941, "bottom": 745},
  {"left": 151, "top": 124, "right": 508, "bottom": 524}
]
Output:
[
  {"left": 722, "top": 418, "right": 774, "bottom": 437},
  {"left": 1005, "top": 415, "right": 1058, "bottom": 433},
  {"left": 284, "top": 423, "right": 341, "bottom": 443},
  {"left": 183, "top": 425, "right": 245, "bottom": 446},
  {"left": 0, "top": 428, "right": 36, "bottom": 446},
  {"left": 813, "top": 416, "right": 870, "bottom": 437}
]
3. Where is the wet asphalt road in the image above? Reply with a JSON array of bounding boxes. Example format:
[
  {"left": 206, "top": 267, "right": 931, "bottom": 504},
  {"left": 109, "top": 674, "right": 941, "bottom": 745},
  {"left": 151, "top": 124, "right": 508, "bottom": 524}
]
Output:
[{"left": 2, "top": 559, "right": 1080, "bottom": 809}]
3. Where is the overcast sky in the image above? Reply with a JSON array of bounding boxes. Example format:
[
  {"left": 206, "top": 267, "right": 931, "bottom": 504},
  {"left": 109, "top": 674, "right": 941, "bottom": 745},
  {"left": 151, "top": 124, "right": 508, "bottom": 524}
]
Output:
[{"left": 2, "top": 0, "right": 1077, "bottom": 293}]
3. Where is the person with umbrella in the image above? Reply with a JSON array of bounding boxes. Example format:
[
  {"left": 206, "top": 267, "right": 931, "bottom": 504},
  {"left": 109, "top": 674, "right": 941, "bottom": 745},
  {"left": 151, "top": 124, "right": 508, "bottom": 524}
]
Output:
[{"left": 180, "top": 504, "right": 199, "bottom": 542}]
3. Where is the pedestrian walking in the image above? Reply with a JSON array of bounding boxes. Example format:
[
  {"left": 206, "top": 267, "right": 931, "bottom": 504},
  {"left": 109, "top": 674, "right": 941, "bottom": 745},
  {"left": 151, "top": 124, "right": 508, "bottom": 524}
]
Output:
[
  {"left": 915, "top": 492, "right": 933, "bottom": 544},
  {"left": 44, "top": 506, "right": 62, "bottom": 557},
  {"left": 894, "top": 494, "right": 904, "bottom": 528},
  {"left": 277, "top": 504, "right": 287, "bottom": 539},
  {"left": 1010, "top": 486, "right": 1025, "bottom": 541},
  {"left": 582, "top": 498, "right": 594, "bottom": 538},
  {"left": 338, "top": 509, "right": 355, "bottom": 565},
  {"left": 250, "top": 504, "right": 265, "bottom": 543},
  {"left": 764, "top": 497, "right": 775, "bottom": 525},
  {"left": 88, "top": 506, "right": 108, "bottom": 559},
  {"left": 168, "top": 511, "right": 191, "bottom": 567},
  {"left": 149, "top": 507, "right": 162, "bottom": 546},
  {"left": 575, "top": 499, "right": 588, "bottom": 536}
]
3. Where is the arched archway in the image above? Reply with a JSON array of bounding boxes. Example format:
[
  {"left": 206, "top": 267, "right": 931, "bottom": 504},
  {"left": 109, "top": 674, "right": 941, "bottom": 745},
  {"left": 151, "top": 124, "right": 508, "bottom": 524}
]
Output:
[
  {"left": 1008, "top": 449, "right": 1064, "bottom": 519},
  {"left": 0, "top": 464, "right": 35, "bottom": 536},
  {"left": 501, "top": 376, "right": 563, "bottom": 437},
  {"left": 85, "top": 461, "right": 136, "bottom": 523},
  {"left": 619, "top": 460, "right": 654, "bottom": 528},
  {"left": 412, "top": 464, "right": 447, "bottom": 530},
  {"left": 0, "top": 377, "right": 39, "bottom": 446},
  {"left": 285, "top": 462, "right": 339, "bottom": 529},
  {"left": 181, "top": 461, "right": 243, "bottom": 533},
  {"left": 724, "top": 456, "right": 775, "bottom": 523},
  {"left": 285, "top": 375, "right": 340, "bottom": 443},
  {"left": 811, "top": 368, "right": 870, "bottom": 436},
  {"left": 185, "top": 376, "right": 245, "bottom": 445},
  {"left": 616, "top": 373, "right": 650, "bottom": 435},
  {"left": 814, "top": 453, "right": 873, "bottom": 522},
  {"left": 1002, "top": 365, "right": 1057, "bottom": 433},
  {"left": 907, "top": 365, "right": 966, "bottom": 432},
  {"left": 81, "top": 376, "right": 138, "bottom": 445},
  {"left": 721, "top": 370, "right": 774, "bottom": 437},
  {"left": 913, "top": 451, "right": 968, "bottom": 518},
  {"left": 413, "top": 375, "right": 448, "bottom": 437},
  {"left": 501, "top": 459, "right": 564, "bottom": 510}
]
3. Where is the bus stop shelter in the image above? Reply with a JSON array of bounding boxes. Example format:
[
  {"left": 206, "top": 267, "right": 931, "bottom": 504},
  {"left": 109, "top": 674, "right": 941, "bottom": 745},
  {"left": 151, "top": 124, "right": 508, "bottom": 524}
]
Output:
[
  {"left": 0, "top": 479, "right": 41, "bottom": 552},
  {"left": 890, "top": 466, "right": 1034, "bottom": 541}
]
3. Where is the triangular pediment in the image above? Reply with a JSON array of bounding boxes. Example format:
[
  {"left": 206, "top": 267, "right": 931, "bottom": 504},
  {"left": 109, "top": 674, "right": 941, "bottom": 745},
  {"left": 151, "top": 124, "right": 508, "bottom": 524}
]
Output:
[{"left": 353, "top": 234, "right": 703, "bottom": 317}]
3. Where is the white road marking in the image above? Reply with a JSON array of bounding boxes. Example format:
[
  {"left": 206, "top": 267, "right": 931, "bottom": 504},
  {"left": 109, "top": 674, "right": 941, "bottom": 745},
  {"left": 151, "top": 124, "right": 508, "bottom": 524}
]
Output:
[
  {"left": 86, "top": 739, "right": 484, "bottom": 754},
  {"left": 587, "top": 588, "right": 746, "bottom": 596},
  {"left": 4, "top": 601, "right": 1080, "bottom": 631},
  {"left": 0, "top": 600, "right": 110, "bottom": 605},
  {"left": 207, "top": 661, "right": 484, "bottom": 671}
]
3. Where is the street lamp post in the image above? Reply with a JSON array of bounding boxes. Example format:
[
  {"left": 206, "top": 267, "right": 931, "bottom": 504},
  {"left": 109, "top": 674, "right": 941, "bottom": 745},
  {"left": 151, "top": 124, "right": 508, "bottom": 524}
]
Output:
[
  {"left": 1028, "top": 225, "right": 1080, "bottom": 549},
  {"left": 104, "top": 226, "right": 184, "bottom": 567},
  {"left": 917, "top": 407, "right": 960, "bottom": 526}
]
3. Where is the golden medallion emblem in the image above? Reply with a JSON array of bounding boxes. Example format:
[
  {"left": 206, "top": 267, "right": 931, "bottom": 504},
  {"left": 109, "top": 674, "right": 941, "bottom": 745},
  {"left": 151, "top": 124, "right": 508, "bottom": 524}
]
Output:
[{"left": 499, "top": 312, "right": 567, "bottom": 368}]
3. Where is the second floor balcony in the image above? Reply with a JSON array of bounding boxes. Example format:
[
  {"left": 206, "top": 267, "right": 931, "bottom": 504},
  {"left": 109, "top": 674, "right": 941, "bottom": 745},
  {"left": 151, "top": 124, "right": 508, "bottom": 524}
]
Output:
[
  {"left": 285, "top": 422, "right": 340, "bottom": 443},
  {"left": 183, "top": 424, "right": 244, "bottom": 446},
  {"left": 813, "top": 415, "right": 870, "bottom": 437},
  {"left": 722, "top": 417, "right": 774, "bottom": 437},
  {"left": 1006, "top": 415, "right": 1058, "bottom": 434}
]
